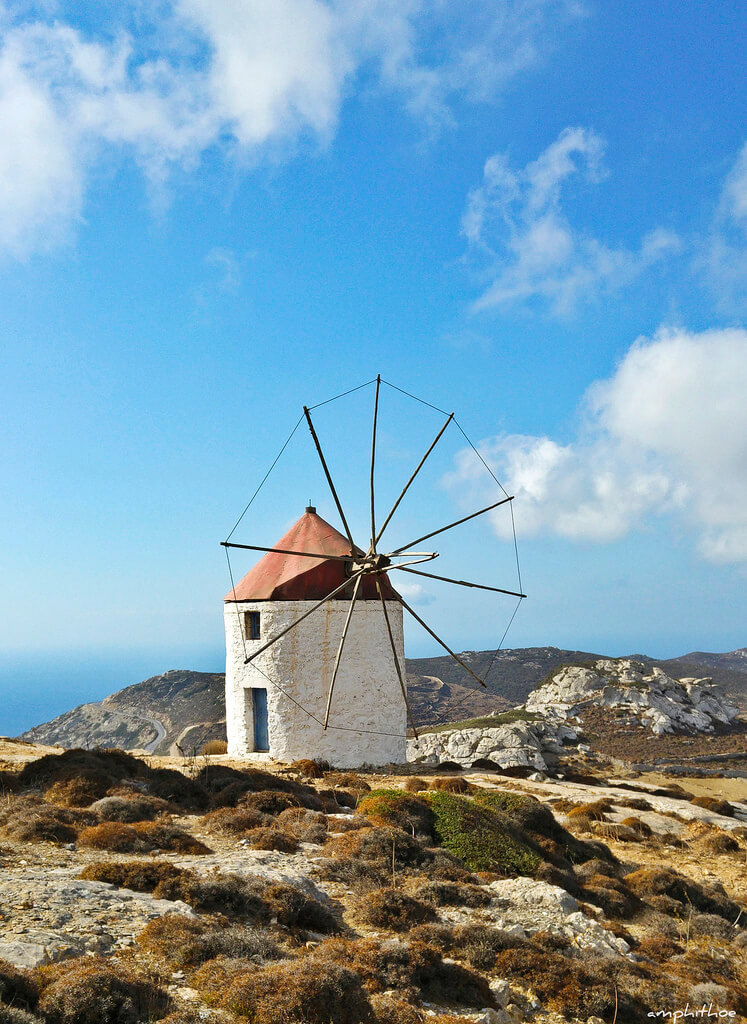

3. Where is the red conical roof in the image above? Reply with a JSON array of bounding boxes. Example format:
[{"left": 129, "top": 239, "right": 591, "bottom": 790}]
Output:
[{"left": 224, "top": 507, "right": 399, "bottom": 602}]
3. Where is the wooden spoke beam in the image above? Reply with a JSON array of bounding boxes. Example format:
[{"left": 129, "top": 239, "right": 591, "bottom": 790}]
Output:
[
  {"left": 389, "top": 495, "right": 514, "bottom": 555},
  {"left": 304, "top": 405, "right": 356, "bottom": 552},
  {"left": 323, "top": 573, "right": 363, "bottom": 728},
  {"left": 392, "top": 564, "right": 526, "bottom": 598},
  {"left": 375, "top": 575, "right": 418, "bottom": 738},
  {"left": 374, "top": 411, "right": 454, "bottom": 547},
  {"left": 243, "top": 567, "right": 366, "bottom": 663},
  {"left": 396, "top": 593, "right": 487, "bottom": 689},
  {"left": 369, "top": 374, "right": 381, "bottom": 552},
  {"left": 221, "top": 541, "right": 353, "bottom": 561}
]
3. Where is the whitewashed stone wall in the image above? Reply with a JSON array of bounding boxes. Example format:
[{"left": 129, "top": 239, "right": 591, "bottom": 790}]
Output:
[{"left": 224, "top": 599, "right": 407, "bottom": 768}]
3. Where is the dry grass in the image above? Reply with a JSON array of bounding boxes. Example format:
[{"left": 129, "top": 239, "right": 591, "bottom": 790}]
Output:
[
  {"left": 200, "top": 740, "right": 227, "bottom": 755},
  {"left": 34, "top": 955, "right": 169, "bottom": 1024},
  {"left": 402, "top": 778, "right": 427, "bottom": 793},
  {"left": 356, "top": 791, "right": 434, "bottom": 839},
  {"left": 698, "top": 830, "right": 742, "bottom": 855},
  {"left": 76, "top": 820, "right": 210, "bottom": 854},
  {"left": 202, "top": 805, "right": 267, "bottom": 834},
  {"left": 137, "top": 914, "right": 283, "bottom": 968},
  {"left": 218, "top": 959, "right": 374, "bottom": 1024},
  {"left": 354, "top": 888, "right": 436, "bottom": 931},
  {"left": 691, "top": 795, "right": 734, "bottom": 816},
  {"left": 243, "top": 826, "right": 299, "bottom": 853},
  {"left": 88, "top": 794, "right": 172, "bottom": 822},
  {"left": 428, "top": 777, "right": 474, "bottom": 795},
  {"left": 276, "top": 807, "right": 328, "bottom": 844},
  {"left": 0, "top": 957, "right": 38, "bottom": 1011},
  {"left": 312, "top": 936, "right": 495, "bottom": 1009},
  {"left": 289, "top": 759, "right": 328, "bottom": 779},
  {"left": 0, "top": 795, "right": 92, "bottom": 844},
  {"left": 624, "top": 867, "right": 742, "bottom": 920},
  {"left": 567, "top": 799, "right": 612, "bottom": 821}
]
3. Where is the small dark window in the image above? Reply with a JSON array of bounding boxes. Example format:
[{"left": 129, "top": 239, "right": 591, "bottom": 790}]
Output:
[{"left": 245, "top": 611, "right": 261, "bottom": 640}]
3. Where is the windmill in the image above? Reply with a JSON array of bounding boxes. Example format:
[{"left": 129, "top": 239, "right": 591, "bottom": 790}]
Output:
[{"left": 221, "top": 376, "right": 524, "bottom": 768}]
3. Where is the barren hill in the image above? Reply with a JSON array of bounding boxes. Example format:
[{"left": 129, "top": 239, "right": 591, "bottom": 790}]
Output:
[{"left": 19, "top": 646, "right": 747, "bottom": 753}]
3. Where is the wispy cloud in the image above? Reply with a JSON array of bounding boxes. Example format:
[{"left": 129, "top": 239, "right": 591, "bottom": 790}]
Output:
[
  {"left": 0, "top": 0, "right": 583, "bottom": 258},
  {"left": 702, "top": 142, "right": 747, "bottom": 313},
  {"left": 462, "top": 127, "right": 680, "bottom": 316},
  {"left": 446, "top": 326, "right": 747, "bottom": 563}
]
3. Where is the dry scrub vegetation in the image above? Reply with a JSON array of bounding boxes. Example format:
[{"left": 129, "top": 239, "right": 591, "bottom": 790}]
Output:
[{"left": 0, "top": 747, "right": 745, "bottom": 1024}]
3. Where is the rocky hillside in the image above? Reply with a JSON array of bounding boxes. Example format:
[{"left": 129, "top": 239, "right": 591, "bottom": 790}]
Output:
[
  {"left": 410, "top": 658, "right": 743, "bottom": 771},
  {"left": 19, "top": 646, "right": 747, "bottom": 754},
  {"left": 21, "top": 670, "right": 227, "bottom": 756}
]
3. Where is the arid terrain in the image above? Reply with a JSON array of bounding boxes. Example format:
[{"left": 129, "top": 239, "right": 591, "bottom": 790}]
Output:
[{"left": 0, "top": 734, "right": 744, "bottom": 1024}]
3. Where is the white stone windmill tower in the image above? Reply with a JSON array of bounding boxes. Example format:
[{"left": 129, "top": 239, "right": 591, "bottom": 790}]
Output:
[{"left": 222, "top": 376, "right": 525, "bottom": 769}]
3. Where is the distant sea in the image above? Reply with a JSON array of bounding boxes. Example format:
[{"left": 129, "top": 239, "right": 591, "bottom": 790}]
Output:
[{"left": 0, "top": 648, "right": 224, "bottom": 738}]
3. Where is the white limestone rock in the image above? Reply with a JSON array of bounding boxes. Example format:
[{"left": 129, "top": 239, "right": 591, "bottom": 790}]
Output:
[
  {"left": 407, "top": 717, "right": 576, "bottom": 771},
  {"left": 525, "top": 658, "right": 739, "bottom": 736}
]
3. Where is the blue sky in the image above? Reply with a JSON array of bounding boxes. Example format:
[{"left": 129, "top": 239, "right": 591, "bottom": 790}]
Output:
[{"left": 1, "top": 0, "right": 745, "bottom": 733}]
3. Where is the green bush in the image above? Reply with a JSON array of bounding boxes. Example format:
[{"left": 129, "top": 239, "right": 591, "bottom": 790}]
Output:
[{"left": 427, "top": 792, "right": 542, "bottom": 876}]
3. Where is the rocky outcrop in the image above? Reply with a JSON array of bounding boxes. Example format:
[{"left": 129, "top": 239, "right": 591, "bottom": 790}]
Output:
[
  {"left": 408, "top": 658, "right": 741, "bottom": 767},
  {"left": 526, "top": 659, "right": 740, "bottom": 736},
  {"left": 408, "top": 716, "right": 578, "bottom": 771}
]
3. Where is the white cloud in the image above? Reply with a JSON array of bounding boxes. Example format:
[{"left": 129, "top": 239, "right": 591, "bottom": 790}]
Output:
[
  {"left": 463, "top": 127, "right": 681, "bottom": 315},
  {"left": 703, "top": 142, "right": 747, "bottom": 312},
  {"left": 0, "top": 0, "right": 583, "bottom": 258},
  {"left": 446, "top": 326, "right": 747, "bottom": 563}
]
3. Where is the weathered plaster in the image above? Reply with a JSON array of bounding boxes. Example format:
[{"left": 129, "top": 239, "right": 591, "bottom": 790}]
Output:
[{"left": 224, "top": 599, "right": 407, "bottom": 768}]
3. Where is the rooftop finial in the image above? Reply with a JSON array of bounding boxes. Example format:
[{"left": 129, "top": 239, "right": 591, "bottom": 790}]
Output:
[{"left": 305, "top": 501, "right": 316, "bottom": 514}]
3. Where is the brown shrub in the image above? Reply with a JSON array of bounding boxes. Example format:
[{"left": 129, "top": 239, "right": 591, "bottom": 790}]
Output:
[
  {"left": 77, "top": 820, "right": 210, "bottom": 854},
  {"left": 264, "top": 883, "right": 340, "bottom": 934},
  {"left": 276, "top": 807, "right": 328, "bottom": 844},
  {"left": 202, "top": 806, "right": 267, "bottom": 834},
  {"left": 0, "top": 1005, "right": 42, "bottom": 1024},
  {"left": 411, "top": 881, "right": 490, "bottom": 909},
  {"left": 325, "top": 773, "right": 372, "bottom": 791},
  {"left": 493, "top": 947, "right": 641, "bottom": 1023},
  {"left": 221, "top": 959, "right": 374, "bottom": 1024},
  {"left": 313, "top": 936, "right": 494, "bottom": 1009},
  {"left": 402, "top": 778, "right": 427, "bottom": 793},
  {"left": 142, "top": 768, "right": 210, "bottom": 812},
  {"left": 0, "top": 796, "right": 88, "bottom": 845},
  {"left": 636, "top": 935, "right": 683, "bottom": 961},
  {"left": 566, "top": 812, "right": 594, "bottom": 833},
  {"left": 77, "top": 822, "right": 145, "bottom": 852},
  {"left": 133, "top": 821, "right": 211, "bottom": 854},
  {"left": 201, "top": 740, "right": 228, "bottom": 755},
  {"left": 621, "top": 816, "right": 653, "bottom": 837},
  {"left": 154, "top": 871, "right": 272, "bottom": 918},
  {"left": 290, "top": 759, "right": 327, "bottom": 779},
  {"left": 691, "top": 795, "right": 734, "bottom": 817},
  {"left": 622, "top": 797, "right": 653, "bottom": 811},
  {"left": 315, "top": 857, "right": 387, "bottom": 893},
  {"left": 88, "top": 795, "right": 172, "bottom": 822},
  {"left": 428, "top": 777, "right": 473, "bottom": 795},
  {"left": 581, "top": 874, "right": 639, "bottom": 918},
  {"left": 370, "top": 993, "right": 423, "bottom": 1024},
  {"left": 624, "top": 867, "right": 741, "bottom": 920},
  {"left": 79, "top": 860, "right": 183, "bottom": 892},
  {"left": 244, "top": 826, "right": 299, "bottom": 853},
  {"left": 44, "top": 770, "right": 111, "bottom": 807},
  {"left": 356, "top": 791, "right": 434, "bottom": 839},
  {"left": 325, "top": 826, "right": 429, "bottom": 868},
  {"left": 0, "top": 957, "right": 38, "bottom": 1011},
  {"left": 137, "top": 915, "right": 282, "bottom": 968},
  {"left": 567, "top": 799, "right": 612, "bottom": 821},
  {"left": 17, "top": 749, "right": 140, "bottom": 789},
  {"left": 355, "top": 888, "right": 436, "bottom": 931},
  {"left": 239, "top": 790, "right": 302, "bottom": 816},
  {"left": 34, "top": 955, "right": 169, "bottom": 1024},
  {"left": 698, "top": 830, "right": 741, "bottom": 855}
]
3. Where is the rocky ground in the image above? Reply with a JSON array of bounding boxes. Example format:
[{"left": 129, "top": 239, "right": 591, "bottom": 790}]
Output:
[{"left": 0, "top": 740, "right": 744, "bottom": 1024}]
